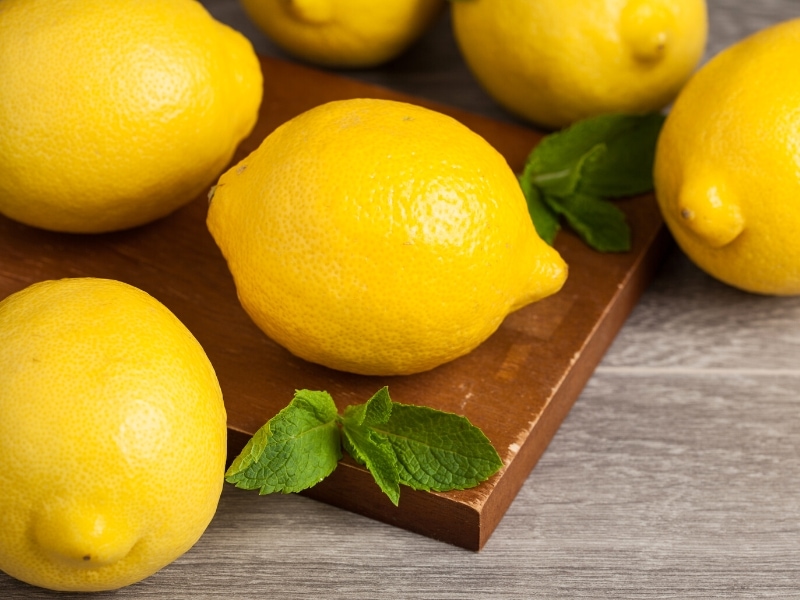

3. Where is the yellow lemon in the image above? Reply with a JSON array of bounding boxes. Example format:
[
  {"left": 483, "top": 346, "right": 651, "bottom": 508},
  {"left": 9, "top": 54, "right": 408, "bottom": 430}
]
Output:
[
  {"left": 451, "top": 0, "right": 708, "bottom": 129},
  {"left": 239, "top": 0, "right": 445, "bottom": 68},
  {"left": 654, "top": 19, "right": 800, "bottom": 295},
  {"left": 207, "top": 98, "right": 567, "bottom": 376},
  {"left": 0, "top": 278, "right": 227, "bottom": 591},
  {"left": 0, "top": 0, "right": 262, "bottom": 233}
]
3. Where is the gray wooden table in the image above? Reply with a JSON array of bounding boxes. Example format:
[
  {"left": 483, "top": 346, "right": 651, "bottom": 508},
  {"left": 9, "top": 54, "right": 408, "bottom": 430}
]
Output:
[{"left": 3, "top": 1, "right": 799, "bottom": 597}]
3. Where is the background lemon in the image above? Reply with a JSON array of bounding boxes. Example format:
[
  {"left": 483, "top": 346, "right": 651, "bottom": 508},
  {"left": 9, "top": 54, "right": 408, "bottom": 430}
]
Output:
[
  {"left": 207, "top": 98, "right": 567, "bottom": 376},
  {"left": 239, "top": 0, "right": 445, "bottom": 68},
  {"left": 0, "top": 278, "right": 227, "bottom": 591},
  {"left": 0, "top": 0, "right": 262, "bottom": 233},
  {"left": 654, "top": 18, "right": 800, "bottom": 295},
  {"left": 451, "top": 0, "right": 708, "bottom": 130}
]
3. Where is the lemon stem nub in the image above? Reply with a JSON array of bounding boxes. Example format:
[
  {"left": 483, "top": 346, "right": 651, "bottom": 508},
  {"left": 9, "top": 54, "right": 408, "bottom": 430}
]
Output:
[
  {"left": 620, "top": 0, "right": 676, "bottom": 62},
  {"left": 677, "top": 178, "right": 745, "bottom": 248}
]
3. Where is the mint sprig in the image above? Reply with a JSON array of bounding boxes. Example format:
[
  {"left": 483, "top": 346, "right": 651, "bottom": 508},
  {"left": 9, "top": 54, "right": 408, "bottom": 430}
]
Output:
[
  {"left": 519, "top": 113, "right": 666, "bottom": 252},
  {"left": 225, "top": 387, "right": 503, "bottom": 506}
]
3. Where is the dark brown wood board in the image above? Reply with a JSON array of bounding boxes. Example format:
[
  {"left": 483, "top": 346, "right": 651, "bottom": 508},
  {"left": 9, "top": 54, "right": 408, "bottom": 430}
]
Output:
[{"left": 0, "top": 56, "right": 669, "bottom": 551}]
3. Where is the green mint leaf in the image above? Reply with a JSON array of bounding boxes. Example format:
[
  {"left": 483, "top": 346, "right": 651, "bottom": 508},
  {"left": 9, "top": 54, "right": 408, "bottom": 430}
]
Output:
[
  {"left": 371, "top": 403, "right": 503, "bottom": 493},
  {"left": 524, "top": 140, "right": 607, "bottom": 197},
  {"left": 517, "top": 113, "right": 662, "bottom": 252},
  {"left": 342, "top": 386, "right": 392, "bottom": 427},
  {"left": 341, "top": 387, "right": 400, "bottom": 504},
  {"left": 522, "top": 113, "right": 664, "bottom": 198},
  {"left": 544, "top": 193, "right": 631, "bottom": 252},
  {"left": 576, "top": 113, "right": 666, "bottom": 197},
  {"left": 341, "top": 424, "right": 401, "bottom": 506},
  {"left": 225, "top": 389, "right": 341, "bottom": 494},
  {"left": 519, "top": 173, "right": 560, "bottom": 245}
]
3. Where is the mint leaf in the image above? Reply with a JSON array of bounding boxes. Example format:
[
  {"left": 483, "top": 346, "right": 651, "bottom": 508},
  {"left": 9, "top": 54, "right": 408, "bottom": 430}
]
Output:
[
  {"left": 518, "top": 112, "right": 664, "bottom": 252},
  {"left": 340, "top": 387, "right": 401, "bottom": 504},
  {"left": 341, "top": 424, "right": 401, "bottom": 506},
  {"left": 577, "top": 113, "right": 666, "bottom": 197},
  {"left": 225, "top": 389, "right": 341, "bottom": 494},
  {"left": 544, "top": 193, "right": 631, "bottom": 252},
  {"left": 519, "top": 174, "right": 560, "bottom": 245},
  {"left": 524, "top": 140, "right": 606, "bottom": 197},
  {"left": 523, "top": 113, "right": 664, "bottom": 197},
  {"left": 342, "top": 386, "right": 392, "bottom": 427},
  {"left": 371, "top": 403, "right": 503, "bottom": 492}
]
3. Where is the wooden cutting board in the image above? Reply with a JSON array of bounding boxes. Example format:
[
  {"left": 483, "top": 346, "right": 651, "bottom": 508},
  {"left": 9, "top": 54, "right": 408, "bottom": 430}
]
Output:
[{"left": 0, "top": 56, "right": 669, "bottom": 551}]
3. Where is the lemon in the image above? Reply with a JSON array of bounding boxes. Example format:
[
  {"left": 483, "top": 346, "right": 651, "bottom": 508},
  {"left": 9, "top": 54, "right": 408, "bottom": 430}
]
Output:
[
  {"left": 451, "top": 0, "right": 708, "bottom": 129},
  {"left": 654, "top": 19, "right": 800, "bottom": 295},
  {"left": 239, "top": 0, "right": 445, "bottom": 68},
  {"left": 0, "top": 278, "right": 227, "bottom": 591},
  {"left": 0, "top": 0, "right": 262, "bottom": 233},
  {"left": 207, "top": 98, "right": 567, "bottom": 376}
]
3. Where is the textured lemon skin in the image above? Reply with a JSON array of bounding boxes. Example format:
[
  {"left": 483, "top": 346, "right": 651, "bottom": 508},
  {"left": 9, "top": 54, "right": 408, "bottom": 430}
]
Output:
[
  {"left": 654, "top": 19, "right": 800, "bottom": 295},
  {"left": 240, "top": 0, "right": 444, "bottom": 68},
  {"left": 0, "top": 279, "right": 227, "bottom": 591},
  {"left": 0, "top": 0, "right": 263, "bottom": 233},
  {"left": 451, "top": 0, "right": 707, "bottom": 129},
  {"left": 208, "top": 98, "right": 567, "bottom": 376}
]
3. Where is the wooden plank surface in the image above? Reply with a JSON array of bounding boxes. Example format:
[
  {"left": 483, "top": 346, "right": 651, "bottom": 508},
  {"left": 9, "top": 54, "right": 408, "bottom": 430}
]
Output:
[
  {"left": 2, "top": 0, "right": 800, "bottom": 597},
  {"left": 0, "top": 53, "right": 668, "bottom": 551}
]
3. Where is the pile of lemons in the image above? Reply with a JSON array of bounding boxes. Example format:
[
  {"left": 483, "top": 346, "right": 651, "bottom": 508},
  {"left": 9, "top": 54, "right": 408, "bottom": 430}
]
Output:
[{"left": 1, "top": 0, "right": 799, "bottom": 592}]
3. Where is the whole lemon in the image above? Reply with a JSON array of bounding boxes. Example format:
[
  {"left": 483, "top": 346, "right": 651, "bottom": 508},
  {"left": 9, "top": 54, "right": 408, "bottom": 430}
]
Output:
[
  {"left": 239, "top": 0, "right": 444, "bottom": 68},
  {"left": 654, "top": 19, "right": 800, "bottom": 295},
  {"left": 0, "top": 278, "right": 227, "bottom": 591},
  {"left": 207, "top": 98, "right": 567, "bottom": 376},
  {"left": 451, "top": 0, "right": 708, "bottom": 129},
  {"left": 0, "top": 0, "right": 262, "bottom": 233}
]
